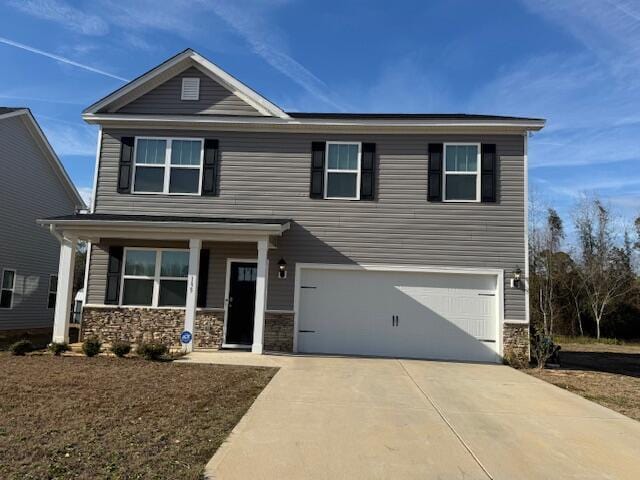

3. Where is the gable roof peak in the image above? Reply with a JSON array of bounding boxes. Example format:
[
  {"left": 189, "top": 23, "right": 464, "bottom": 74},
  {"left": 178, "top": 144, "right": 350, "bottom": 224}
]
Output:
[{"left": 84, "top": 48, "right": 289, "bottom": 119}]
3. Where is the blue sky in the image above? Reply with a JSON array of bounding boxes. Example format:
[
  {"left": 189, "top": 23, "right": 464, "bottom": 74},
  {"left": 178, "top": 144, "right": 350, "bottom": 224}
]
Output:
[{"left": 1, "top": 0, "right": 639, "bottom": 227}]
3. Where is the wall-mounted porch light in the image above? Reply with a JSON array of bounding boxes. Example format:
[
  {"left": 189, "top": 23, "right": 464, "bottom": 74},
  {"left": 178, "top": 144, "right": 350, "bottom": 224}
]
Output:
[
  {"left": 510, "top": 266, "right": 522, "bottom": 289},
  {"left": 278, "top": 258, "right": 287, "bottom": 279}
]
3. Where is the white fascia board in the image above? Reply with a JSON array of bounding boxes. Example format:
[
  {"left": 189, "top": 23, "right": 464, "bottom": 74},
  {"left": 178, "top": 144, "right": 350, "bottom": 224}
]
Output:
[
  {"left": 190, "top": 52, "right": 289, "bottom": 119},
  {"left": 38, "top": 218, "right": 290, "bottom": 234},
  {"left": 8, "top": 110, "right": 86, "bottom": 208},
  {"left": 0, "top": 108, "right": 30, "bottom": 120},
  {"left": 83, "top": 49, "right": 289, "bottom": 119},
  {"left": 82, "top": 112, "right": 545, "bottom": 133}
]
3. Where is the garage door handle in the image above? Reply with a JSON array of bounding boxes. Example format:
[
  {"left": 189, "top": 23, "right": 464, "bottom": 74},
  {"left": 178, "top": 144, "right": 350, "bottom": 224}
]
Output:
[{"left": 299, "top": 329, "right": 315, "bottom": 333}]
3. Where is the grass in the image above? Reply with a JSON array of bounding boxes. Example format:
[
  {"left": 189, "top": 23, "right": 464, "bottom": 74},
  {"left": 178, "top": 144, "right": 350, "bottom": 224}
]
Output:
[
  {"left": 0, "top": 354, "right": 276, "bottom": 479},
  {"left": 527, "top": 340, "right": 640, "bottom": 421},
  {"left": 552, "top": 335, "right": 640, "bottom": 346}
]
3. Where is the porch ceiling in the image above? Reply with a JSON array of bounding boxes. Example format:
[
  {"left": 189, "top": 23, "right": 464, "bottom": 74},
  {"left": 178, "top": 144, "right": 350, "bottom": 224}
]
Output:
[{"left": 38, "top": 213, "right": 291, "bottom": 243}]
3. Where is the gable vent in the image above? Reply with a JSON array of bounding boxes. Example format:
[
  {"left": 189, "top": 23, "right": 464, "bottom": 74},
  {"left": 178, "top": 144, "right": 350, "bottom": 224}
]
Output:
[{"left": 181, "top": 77, "right": 200, "bottom": 100}]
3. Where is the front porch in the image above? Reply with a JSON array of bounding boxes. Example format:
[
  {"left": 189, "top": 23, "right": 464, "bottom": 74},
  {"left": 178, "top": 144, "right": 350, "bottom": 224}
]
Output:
[{"left": 39, "top": 214, "right": 292, "bottom": 354}]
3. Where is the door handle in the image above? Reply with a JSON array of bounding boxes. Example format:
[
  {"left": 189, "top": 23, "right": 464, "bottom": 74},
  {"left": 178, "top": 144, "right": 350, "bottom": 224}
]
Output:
[{"left": 392, "top": 315, "right": 399, "bottom": 327}]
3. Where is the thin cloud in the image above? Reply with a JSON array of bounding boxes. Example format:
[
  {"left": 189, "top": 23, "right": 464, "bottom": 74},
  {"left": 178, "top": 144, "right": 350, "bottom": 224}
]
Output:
[
  {"left": 7, "top": 0, "right": 109, "bottom": 36},
  {"left": 77, "top": 186, "right": 93, "bottom": 206},
  {"left": 207, "top": 1, "right": 346, "bottom": 111},
  {"left": 0, "top": 37, "right": 129, "bottom": 82},
  {"left": 40, "top": 121, "right": 97, "bottom": 156},
  {"left": 0, "top": 94, "right": 85, "bottom": 105}
]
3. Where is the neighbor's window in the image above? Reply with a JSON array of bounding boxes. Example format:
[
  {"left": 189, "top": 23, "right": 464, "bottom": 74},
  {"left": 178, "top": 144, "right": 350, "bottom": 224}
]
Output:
[
  {"left": 325, "top": 142, "right": 360, "bottom": 199},
  {"left": 121, "top": 249, "right": 189, "bottom": 307},
  {"left": 47, "top": 275, "right": 58, "bottom": 309},
  {"left": 1, "top": 269, "right": 16, "bottom": 309},
  {"left": 133, "top": 137, "right": 203, "bottom": 195},
  {"left": 444, "top": 144, "right": 480, "bottom": 202}
]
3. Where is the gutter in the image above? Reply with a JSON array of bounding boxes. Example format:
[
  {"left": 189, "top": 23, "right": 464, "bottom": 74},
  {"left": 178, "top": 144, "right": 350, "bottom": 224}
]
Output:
[
  {"left": 82, "top": 113, "right": 546, "bottom": 132},
  {"left": 37, "top": 218, "right": 291, "bottom": 235}
]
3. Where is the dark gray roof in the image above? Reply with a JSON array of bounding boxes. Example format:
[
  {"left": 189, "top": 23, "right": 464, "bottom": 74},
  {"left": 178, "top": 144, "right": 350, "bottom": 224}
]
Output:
[
  {"left": 0, "top": 107, "right": 27, "bottom": 115},
  {"left": 44, "top": 213, "right": 291, "bottom": 225},
  {"left": 286, "top": 112, "right": 545, "bottom": 122}
]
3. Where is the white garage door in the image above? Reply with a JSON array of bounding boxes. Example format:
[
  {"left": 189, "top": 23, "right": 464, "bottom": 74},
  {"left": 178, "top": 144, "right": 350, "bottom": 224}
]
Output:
[{"left": 297, "top": 267, "right": 499, "bottom": 363}]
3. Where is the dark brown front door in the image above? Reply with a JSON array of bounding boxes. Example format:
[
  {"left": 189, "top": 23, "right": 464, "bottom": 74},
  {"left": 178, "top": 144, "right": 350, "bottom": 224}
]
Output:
[{"left": 225, "top": 262, "right": 257, "bottom": 345}]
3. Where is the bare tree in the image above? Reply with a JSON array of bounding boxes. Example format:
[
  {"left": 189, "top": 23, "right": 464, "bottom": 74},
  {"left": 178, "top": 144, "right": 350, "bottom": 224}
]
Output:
[
  {"left": 529, "top": 206, "right": 564, "bottom": 336},
  {"left": 573, "top": 197, "right": 637, "bottom": 339},
  {"left": 557, "top": 250, "right": 585, "bottom": 336}
]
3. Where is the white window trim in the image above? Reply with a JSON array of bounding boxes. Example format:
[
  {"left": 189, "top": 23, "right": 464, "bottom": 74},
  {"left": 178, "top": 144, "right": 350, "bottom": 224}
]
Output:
[
  {"left": 120, "top": 247, "right": 190, "bottom": 308},
  {"left": 1, "top": 268, "right": 16, "bottom": 309},
  {"left": 324, "top": 141, "right": 361, "bottom": 200},
  {"left": 132, "top": 137, "right": 204, "bottom": 196},
  {"left": 47, "top": 274, "right": 58, "bottom": 309},
  {"left": 442, "top": 142, "right": 481, "bottom": 203}
]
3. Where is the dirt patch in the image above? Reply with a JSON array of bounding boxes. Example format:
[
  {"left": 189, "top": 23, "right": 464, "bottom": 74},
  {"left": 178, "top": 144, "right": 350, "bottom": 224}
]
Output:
[
  {"left": 0, "top": 354, "right": 276, "bottom": 479},
  {"left": 527, "top": 342, "right": 640, "bottom": 421}
]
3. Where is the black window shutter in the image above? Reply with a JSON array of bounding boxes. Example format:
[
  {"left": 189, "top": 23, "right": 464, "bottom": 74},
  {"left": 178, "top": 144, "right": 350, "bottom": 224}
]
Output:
[
  {"left": 197, "top": 249, "right": 210, "bottom": 308},
  {"left": 117, "top": 137, "right": 134, "bottom": 193},
  {"left": 310, "top": 141, "right": 326, "bottom": 198},
  {"left": 481, "top": 144, "right": 497, "bottom": 202},
  {"left": 360, "top": 143, "right": 376, "bottom": 201},
  {"left": 202, "top": 139, "right": 220, "bottom": 196},
  {"left": 427, "top": 143, "right": 443, "bottom": 202},
  {"left": 105, "top": 246, "right": 123, "bottom": 305}
]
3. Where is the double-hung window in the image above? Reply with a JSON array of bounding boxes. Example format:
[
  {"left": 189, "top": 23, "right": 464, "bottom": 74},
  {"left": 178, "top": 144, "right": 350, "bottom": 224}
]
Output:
[
  {"left": 133, "top": 138, "right": 203, "bottom": 195},
  {"left": 121, "top": 249, "right": 190, "bottom": 307},
  {"left": 325, "top": 142, "right": 361, "bottom": 199},
  {"left": 443, "top": 143, "right": 481, "bottom": 202},
  {"left": 47, "top": 275, "right": 58, "bottom": 309},
  {"left": 1, "top": 269, "right": 16, "bottom": 309}
]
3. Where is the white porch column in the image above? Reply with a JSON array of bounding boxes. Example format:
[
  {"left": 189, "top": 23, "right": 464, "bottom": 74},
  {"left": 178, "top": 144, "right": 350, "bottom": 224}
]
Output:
[
  {"left": 183, "top": 238, "right": 201, "bottom": 352},
  {"left": 52, "top": 235, "right": 77, "bottom": 343},
  {"left": 252, "top": 238, "right": 269, "bottom": 354}
]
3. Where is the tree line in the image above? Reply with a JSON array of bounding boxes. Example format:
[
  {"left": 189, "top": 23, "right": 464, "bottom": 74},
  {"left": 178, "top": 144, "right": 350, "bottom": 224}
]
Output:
[{"left": 529, "top": 195, "right": 640, "bottom": 341}]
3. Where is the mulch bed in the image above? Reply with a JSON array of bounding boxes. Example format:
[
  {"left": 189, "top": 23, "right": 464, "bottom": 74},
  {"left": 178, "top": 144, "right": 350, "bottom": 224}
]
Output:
[
  {"left": 0, "top": 354, "right": 276, "bottom": 479},
  {"left": 527, "top": 342, "right": 640, "bottom": 421}
]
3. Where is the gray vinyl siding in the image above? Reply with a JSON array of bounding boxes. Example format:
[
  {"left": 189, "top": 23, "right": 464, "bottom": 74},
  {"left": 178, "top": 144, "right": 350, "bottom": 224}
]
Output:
[
  {"left": 0, "top": 115, "right": 77, "bottom": 330},
  {"left": 116, "top": 67, "right": 262, "bottom": 116},
  {"left": 92, "top": 129, "right": 526, "bottom": 321}
]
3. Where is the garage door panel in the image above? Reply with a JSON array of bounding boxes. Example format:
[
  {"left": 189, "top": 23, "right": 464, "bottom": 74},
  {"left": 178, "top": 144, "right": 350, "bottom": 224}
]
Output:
[{"left": 298, "top": 268, "right": 499, "bottom": 363}]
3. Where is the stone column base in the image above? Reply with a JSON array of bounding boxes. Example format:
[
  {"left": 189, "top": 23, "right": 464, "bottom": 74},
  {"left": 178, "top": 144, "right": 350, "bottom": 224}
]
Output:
[
  {"left": 503, "top": 323, "right": 530, "bottom": 367},
  {"left": 264, "top": 312, "right": 294, "bottom": 352}
]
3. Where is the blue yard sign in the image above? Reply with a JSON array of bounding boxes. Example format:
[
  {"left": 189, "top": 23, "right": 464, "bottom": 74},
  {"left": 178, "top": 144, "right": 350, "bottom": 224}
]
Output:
[{"left": 180, "top": 331, "right": 193, "bottom": 344}]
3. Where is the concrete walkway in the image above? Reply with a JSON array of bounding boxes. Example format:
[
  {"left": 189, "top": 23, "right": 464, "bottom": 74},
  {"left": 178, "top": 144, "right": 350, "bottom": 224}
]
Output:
[{"left": 180, "top": 352, "right": 640, "bottom": 479}]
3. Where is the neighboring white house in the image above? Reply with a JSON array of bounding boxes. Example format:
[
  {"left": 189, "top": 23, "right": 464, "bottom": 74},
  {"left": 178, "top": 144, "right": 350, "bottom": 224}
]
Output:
[{"left": 0, "top": 107, "right": 85, "bottom": 344}]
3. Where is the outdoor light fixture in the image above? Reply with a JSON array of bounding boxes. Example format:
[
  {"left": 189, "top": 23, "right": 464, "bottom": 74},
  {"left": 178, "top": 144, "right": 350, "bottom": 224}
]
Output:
[
  {"left": 511, "top": 266, "right": 522, "bottom": 289},
  {"left": 278, "top": 258, "right": 287, "bottom": 279}
]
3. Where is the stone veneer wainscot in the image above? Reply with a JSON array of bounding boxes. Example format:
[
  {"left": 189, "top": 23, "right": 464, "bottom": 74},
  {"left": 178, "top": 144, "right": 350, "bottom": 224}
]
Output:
[{"left": 82, "top": 307, "right": 295, "bottom": 352}]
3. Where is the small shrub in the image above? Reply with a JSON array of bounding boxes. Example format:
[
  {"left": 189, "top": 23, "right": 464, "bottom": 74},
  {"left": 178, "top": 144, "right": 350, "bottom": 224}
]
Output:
[
  {"left": 136, "top": 342, "right": 169, "bottom": 361},
  {"left": 111, "top": 340, "right": 132, "bottom": 358},
  {"left": 531, "top": 330, "right": 560, "bottom": 369},
  {"left": 82, "top": 337, "right": 102, "bottom": 357},
  {"left": 10, "top": 339, "right": 34, "bottom": 356},
  {"left": 503, "top": 350, "right": 528, "bottom": 369},
  {"left": 48, "top": 342, "right": 70, "bottom": 356}
]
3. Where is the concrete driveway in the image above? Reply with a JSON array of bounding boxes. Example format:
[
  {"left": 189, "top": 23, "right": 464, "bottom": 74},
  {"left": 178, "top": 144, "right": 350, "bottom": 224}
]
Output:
[{"left": 182, "top": 353, "right": 640, "bottom": 479}]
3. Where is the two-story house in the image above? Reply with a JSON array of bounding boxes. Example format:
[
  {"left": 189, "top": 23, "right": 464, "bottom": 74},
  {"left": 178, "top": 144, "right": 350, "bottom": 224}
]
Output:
[
  {"left": 40, "top": 49, "right": 544, "bottom": 363},
  {"left": 1, "top": 107, "right": 85, "bottom": 345}
]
